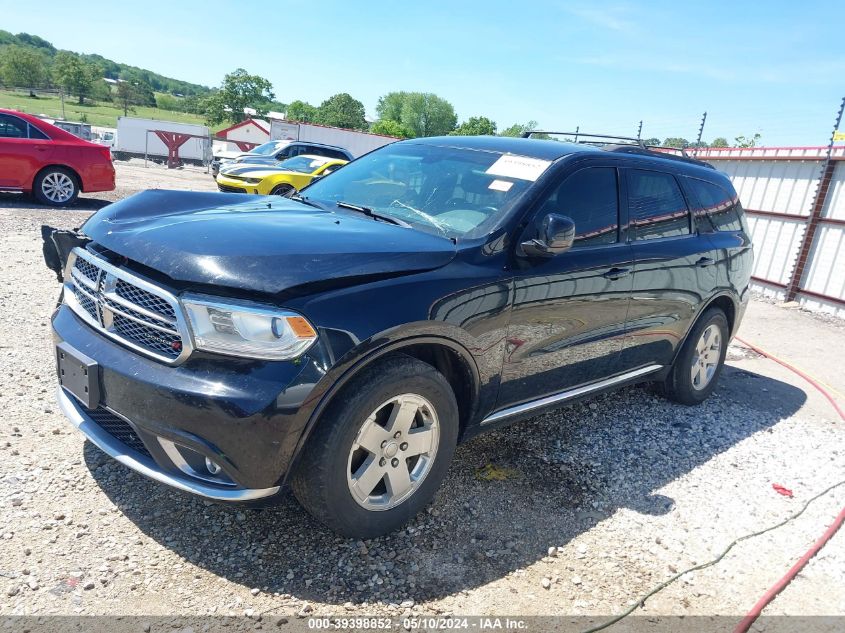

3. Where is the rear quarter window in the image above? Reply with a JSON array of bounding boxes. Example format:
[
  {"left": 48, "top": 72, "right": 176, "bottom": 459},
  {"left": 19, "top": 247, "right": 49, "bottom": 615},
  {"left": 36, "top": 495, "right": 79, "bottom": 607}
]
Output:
[{"left": 684, "top": 177, "right": 743, "bottom": 232}]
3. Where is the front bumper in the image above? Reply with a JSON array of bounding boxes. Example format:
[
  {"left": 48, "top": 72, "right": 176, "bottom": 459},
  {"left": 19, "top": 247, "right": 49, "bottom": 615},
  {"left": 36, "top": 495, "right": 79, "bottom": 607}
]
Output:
[
  {"left": 57, "top": 387, "right": 280, "bottom": 501},
  {"left": 215, "top": 176, "right": 259, "bottom": 195},
  {"left": 52, "top": 303, "right": 329, "bottom": 499}
]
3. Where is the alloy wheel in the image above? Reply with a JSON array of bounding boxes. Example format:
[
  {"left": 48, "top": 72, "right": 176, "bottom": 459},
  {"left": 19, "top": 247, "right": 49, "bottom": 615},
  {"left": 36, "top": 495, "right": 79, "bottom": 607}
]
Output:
[
  {"left": 41, "top": 172, "right": 75, "bottom": 203},
  {"left": 691, "top": 324, "right": 722, "bottom": 390},
  {"left": 346, "top": 394, "right": 440, "bottom": 511}
]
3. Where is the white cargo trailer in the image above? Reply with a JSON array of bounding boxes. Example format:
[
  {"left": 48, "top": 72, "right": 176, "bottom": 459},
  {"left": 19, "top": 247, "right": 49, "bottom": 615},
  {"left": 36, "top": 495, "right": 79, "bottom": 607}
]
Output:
[
  {"left": 113, "top": 117, "right": 211, "bottom": 165},
  {"left": 269, "top": 120, "right": 395, "bottom": 158}
]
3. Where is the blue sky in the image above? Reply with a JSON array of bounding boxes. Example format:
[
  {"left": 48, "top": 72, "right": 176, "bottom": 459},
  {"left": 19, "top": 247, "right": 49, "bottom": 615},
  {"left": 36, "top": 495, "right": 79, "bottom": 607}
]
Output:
[{"left": 3, "top": 0, "right": 842, "bottom": 145}]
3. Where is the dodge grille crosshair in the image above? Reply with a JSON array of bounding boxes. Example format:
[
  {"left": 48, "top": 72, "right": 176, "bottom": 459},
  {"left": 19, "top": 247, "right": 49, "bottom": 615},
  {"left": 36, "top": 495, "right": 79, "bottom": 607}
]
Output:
[{"left": 64, "top": 247, "right": 192, "bottom": 363}]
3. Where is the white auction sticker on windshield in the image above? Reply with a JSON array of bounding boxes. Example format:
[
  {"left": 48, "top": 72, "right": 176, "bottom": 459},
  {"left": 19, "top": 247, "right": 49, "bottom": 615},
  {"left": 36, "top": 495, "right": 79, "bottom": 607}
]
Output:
[
  {"left": 488, "top": 179, "right": 514, "bottom": 192},
  {"left": 485, "top": 154, "right": 551, "bottom": 181}
]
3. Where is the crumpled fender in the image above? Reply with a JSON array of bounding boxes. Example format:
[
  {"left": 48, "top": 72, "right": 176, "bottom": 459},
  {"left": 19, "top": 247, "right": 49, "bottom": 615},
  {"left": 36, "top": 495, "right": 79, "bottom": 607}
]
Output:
[{"left": 41, "top": 225, "right": 90, "bottom": 282}]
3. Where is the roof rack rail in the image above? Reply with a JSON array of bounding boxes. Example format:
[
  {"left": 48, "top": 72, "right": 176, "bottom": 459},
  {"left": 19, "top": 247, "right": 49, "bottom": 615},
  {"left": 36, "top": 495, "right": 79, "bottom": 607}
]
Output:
[
  {"left": 521, "top": 130, "right": 646, "bottom": 145},
  {"left": 520, "top": 130, "right": 713, "bottom": 168}
]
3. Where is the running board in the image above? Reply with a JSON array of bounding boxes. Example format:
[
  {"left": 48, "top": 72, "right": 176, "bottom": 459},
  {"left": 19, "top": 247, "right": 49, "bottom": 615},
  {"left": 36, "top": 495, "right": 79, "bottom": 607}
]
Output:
[{"left": 481, "top": 364, "right": 663, "bottom": 425}]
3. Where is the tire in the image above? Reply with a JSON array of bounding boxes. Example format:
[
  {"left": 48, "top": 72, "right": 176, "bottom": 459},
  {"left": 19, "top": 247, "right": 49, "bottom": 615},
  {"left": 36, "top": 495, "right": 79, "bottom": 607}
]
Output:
[
  {"left": 33, "top": 167, "right": 79, "bottom": 207},
  {"left": 291, "top": 355, "right": 459, "bottom": 538},
  {"left": 270, "top": 184, "right": 295, "bottom": 197},
  {"left": 661, "top": 307, "right": 729, "bottom": 406}
]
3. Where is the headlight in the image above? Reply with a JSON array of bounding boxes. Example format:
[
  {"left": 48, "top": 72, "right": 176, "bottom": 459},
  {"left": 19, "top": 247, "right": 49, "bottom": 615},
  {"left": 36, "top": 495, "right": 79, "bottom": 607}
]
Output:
[
  {"left": 182, "top": 295, "right": 317, "bottom": 360},
  {"left": 243, "top": 177, "right": 262, "bottom": 185}
]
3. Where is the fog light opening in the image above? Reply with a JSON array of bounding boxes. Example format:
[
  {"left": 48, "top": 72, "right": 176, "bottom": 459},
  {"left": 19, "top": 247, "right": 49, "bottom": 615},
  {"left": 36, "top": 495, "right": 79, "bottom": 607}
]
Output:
[{"left": 205, "top": 457, "right": 222, "bottom": 475}]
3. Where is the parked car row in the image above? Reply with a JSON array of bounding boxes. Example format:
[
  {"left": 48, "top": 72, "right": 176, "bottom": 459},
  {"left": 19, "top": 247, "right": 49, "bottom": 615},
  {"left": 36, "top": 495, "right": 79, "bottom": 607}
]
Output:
[
  {"left": 216, "top": 154, "right": 348, "bottom": 195},
  {"left": 0, "top": 108, "right": 115, "bottom": 206},
  {"left": 212, "top": 140, "right": 353, "bottom": 176}
]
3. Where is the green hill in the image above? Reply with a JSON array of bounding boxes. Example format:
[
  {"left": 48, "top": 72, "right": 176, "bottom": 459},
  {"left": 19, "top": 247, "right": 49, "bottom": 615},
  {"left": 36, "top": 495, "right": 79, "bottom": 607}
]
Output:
[
  {"left": 0, "top": 88, "right": 210, "bottom": 129},
  {"left": 0, "top": 30, "right": 210, "bottom": 96}
]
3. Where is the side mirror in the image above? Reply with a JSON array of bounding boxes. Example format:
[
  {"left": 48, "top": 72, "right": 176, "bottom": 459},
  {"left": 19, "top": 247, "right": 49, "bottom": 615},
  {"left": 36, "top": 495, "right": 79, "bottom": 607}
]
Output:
[{"left": 520, "top": 213, "right": 576, "bottom": 257}]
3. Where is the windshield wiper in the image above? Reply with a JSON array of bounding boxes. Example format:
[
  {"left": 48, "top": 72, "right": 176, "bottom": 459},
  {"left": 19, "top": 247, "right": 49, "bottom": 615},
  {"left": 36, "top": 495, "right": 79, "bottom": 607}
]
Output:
[
  {"left": 289, "top": 194, "right": 325, "bottom": 209},
  {"left": 335, "top": 201, "right": 410, "bottom": 227}
]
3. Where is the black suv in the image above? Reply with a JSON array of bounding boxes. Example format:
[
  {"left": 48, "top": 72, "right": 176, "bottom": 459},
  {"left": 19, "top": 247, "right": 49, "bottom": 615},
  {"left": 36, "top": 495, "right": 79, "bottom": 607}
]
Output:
[{"left": 45, "top": 135, "right": 752, "bottom": 538}]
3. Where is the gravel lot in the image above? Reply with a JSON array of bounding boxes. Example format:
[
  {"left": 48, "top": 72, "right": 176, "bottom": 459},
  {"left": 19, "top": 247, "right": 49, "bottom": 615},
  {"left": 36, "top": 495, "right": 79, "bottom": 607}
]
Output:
[{"left": 1, "top": 163, "right": 843, "bottom": 627}]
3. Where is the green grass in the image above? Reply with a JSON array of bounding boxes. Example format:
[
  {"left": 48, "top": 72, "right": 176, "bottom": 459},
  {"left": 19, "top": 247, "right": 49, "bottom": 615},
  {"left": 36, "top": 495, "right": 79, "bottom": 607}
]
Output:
[{"left": 0, "top": 90, "right": 213, "bottom": 129}]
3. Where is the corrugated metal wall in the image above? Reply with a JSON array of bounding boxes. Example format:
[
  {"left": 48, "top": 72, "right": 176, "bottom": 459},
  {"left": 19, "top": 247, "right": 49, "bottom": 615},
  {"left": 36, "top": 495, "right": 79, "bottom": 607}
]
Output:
[{"left": 693, "top": 147, "right": 845, "bottom": 318}]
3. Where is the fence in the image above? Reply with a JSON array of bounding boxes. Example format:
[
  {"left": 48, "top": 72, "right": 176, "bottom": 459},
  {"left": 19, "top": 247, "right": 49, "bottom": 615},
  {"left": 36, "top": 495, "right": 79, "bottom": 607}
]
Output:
[{"left": 689, "top": 145, "right": 845, "bottom": 318}]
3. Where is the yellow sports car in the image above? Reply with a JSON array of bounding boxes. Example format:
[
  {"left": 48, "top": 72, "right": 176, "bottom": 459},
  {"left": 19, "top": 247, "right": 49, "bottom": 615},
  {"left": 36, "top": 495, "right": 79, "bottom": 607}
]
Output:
[{"left": 216, "top": 155, "right": 348, "bottom": 196}]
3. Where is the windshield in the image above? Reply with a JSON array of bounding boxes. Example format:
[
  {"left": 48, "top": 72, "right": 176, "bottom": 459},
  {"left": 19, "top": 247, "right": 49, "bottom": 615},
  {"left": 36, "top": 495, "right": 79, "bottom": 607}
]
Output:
[
  {"left": 302, "top": 143, "right": 547, "bottom": 238},
  {"left": 276, "top": 155, "right": 331, "bottom": 174},
  {"left": 250, "top": 141, "right": 285, "bottom": 156}
]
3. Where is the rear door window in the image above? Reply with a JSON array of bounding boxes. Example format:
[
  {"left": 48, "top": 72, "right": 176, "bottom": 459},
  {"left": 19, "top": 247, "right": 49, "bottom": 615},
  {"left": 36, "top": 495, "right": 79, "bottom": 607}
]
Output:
[
  {"left": 626, "top": 170, "right": 690, "bottom": 240},
  {"left": 684, "top": 177, "right": 743, "bottom": 232}
]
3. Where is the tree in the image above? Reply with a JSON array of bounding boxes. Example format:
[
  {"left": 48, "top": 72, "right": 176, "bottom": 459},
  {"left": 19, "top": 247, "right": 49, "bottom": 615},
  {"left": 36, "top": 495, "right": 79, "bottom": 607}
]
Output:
[
  {"left": 115, "top": 81, "right": 142, "bottom": 116},
  {"left": 285, "top": 100, "right": 318, "bottom": 122},
  {"left": 375, "top": 91, "right": 457, "bottom": 137},
  {"left": 52, "top": 51, "right": 100, "bottom": 104},
  {"left": 451, "top": 116, "right": 497, "bottom": 136},
  {"left": 0, "top": 45, "right": 48, "bottom": 96},
  {"left": 90, "top": 79, "right": 112, "bottom": 103},
  {"left": 376, "top": 91, "right": 407, "bottom": 123},
  {"left": 203, "top": 68, "right": 274, "bottom": 125},
  {"left": 710, "top": 137, "right": 729, "bottom": 148},
  {"left": 500, "top": 120, "right": 538, "bottom": 137},
  {"left": 156, "top": 93, "right": 182, "bottom": 111},
  {"left": 371, "top": 119, "right": 410, "bottom": 138},
  {"left": 315, "top": 93, "right": 367, "bottom": 130},
  {"left": 663, "top": 137, "right": 690, "bottom": 149},
  {"left": 734, "top": 133, "right": 761, "bottom": 148},
  {"left": 642, "top": 137, "right": 662, "bottom": 146}
]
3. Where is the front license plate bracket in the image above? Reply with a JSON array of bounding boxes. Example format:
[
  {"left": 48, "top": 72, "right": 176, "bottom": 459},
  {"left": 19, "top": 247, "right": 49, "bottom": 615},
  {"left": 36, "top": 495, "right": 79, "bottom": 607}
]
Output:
[{"left": 56, "top": 342, "right": 100, "bottom": 409}]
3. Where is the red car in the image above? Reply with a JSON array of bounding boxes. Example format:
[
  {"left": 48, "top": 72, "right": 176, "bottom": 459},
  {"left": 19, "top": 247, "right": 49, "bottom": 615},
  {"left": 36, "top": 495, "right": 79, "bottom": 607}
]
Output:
[{"left": 0, "top": 108, "right": 115, "bottom": 206}]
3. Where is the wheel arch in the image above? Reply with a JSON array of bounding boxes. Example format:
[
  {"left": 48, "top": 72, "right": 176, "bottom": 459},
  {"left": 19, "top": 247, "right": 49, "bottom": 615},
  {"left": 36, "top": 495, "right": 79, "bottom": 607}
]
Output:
[
  {"left": 284, "top": 335, "right": 480, "bottom": 484},
  {"left": 702, "top": 292, "right": 738, "bottom": 336},
  {"left": 270, "top": 182, "right": 296, "bottom": 195},
  {"left": 32, "top": 164, "right": 82, "bottom": 192},
  {"left": 672, "top": 291, "right": 739, "bottom": 367}
]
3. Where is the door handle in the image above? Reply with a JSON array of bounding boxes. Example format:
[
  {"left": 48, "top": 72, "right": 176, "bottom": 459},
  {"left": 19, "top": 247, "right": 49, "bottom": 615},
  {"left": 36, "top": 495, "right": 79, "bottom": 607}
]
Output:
[
  {"left": 603, "top": 267, "right": 630, "bottom": 280},
  {"left": 696, "top": 257, "right": 715, "bottom": 268},
  {"left": 34, "top": 146, "right": 48, "bottom": 151}
]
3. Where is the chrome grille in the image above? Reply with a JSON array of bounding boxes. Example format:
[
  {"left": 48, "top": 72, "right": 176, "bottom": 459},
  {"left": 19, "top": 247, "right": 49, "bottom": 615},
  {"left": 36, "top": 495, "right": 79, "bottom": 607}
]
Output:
[
  {"left": 74, "top": 257, "right": 100, "bottom": 284},
  {"left": 112, "top": 313, "right": 181, "bottom": 359},
  {"left": 72, "top": 284, "right": 99, "bottom": 321},
  {"left": 64, "top": 248, "right": 192, "bottom": 364},
  {"left": 115, "top": 280, "right": 176, "bottom": 320}
]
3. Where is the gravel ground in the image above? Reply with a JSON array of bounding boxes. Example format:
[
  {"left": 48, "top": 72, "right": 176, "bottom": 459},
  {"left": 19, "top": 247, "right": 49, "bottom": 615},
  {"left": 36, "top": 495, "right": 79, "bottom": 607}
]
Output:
[{"left": 1, "top": 164, "right": 843, "bottom": 627}]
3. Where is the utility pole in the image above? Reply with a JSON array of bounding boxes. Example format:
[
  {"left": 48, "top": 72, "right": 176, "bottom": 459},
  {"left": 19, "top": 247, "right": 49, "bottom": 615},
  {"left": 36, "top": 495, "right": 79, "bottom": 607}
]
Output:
[
  {"left": 785, "top": 96, "right": 845, "bottom": 302},
  {"left": 59, "top": 88, "right": 65, "bottom": 120},
  {"left": 824, "top": 96, "right": 845, "bottom": 159},
  {"left": 637, "top": 120, "right": 643, "bottom": 142},
  {"left": 574, "top": 125, "right": 580, "bottom": 143},
  {"left": 696, "top": 111, "right": 707, "bottom": 147}
]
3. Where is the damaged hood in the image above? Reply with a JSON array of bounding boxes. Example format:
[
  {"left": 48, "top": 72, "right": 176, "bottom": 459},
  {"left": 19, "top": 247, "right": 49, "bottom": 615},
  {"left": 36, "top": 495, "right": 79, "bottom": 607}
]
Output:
[{"left": 81, "top": 190, "right": 456, "bottom": 295}]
